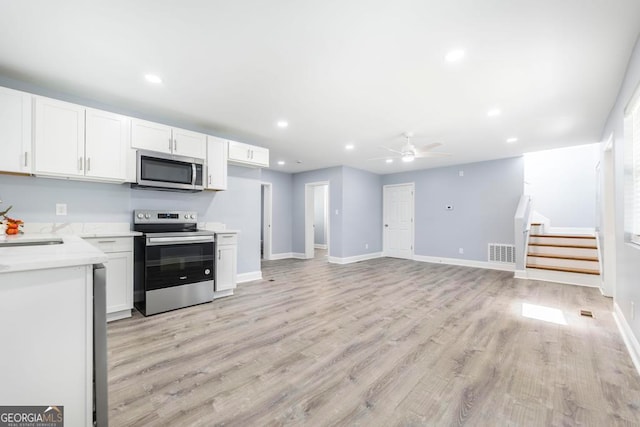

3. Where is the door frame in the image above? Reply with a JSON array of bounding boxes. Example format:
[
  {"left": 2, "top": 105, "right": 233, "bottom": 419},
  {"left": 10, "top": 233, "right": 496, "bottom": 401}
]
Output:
[
  {"left": 305, "top": 181, "right": 330, "bottom": 259},
  {"left": 600, "top": 134, "right": 616, "bottom": 297},
  {"left": 261, "top": 182, "right": 273, "bottom": 260},
  {"left": 383, "top": 182, "right": 415, "bottom": 259}
]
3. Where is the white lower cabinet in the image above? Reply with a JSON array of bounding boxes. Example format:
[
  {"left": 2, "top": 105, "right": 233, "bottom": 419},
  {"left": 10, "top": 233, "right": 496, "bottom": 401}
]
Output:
[
  {"left": 215, "top": 232, "right": 238, "bottom": 295},
  {"left": 85, "top": 237, "right": 133, "bottom": 321}
]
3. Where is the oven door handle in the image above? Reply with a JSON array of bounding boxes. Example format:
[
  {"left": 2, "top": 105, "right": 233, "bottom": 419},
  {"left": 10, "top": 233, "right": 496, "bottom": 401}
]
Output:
[{"left": 146, "top": 236, "right": 214, "bottom": 246}]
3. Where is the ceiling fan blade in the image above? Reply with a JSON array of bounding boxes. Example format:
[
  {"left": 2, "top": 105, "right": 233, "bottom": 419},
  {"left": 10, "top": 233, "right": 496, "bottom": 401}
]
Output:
[
  {"left": 414, "top": 151, "right": 451, "bottom": 158},
  {"left": 419, "top": 142, "right": 442, "bottom": 151},
  {"left": 367, "top": 155, "right": 399, "bottom": 161},
  {"left": 379, "top": 145, "right": 403, "bottom": 155}
]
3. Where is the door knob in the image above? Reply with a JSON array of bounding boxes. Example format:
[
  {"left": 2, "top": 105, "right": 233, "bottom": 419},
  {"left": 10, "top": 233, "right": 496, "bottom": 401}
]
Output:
[{"left": 384, "top": 224, "right": 389, "bottom": 227}]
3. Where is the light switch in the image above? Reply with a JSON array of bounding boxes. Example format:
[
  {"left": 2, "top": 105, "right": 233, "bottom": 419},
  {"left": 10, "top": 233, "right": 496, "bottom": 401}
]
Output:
[
  {"left": 56, "top": 203, "right": 67, "bottom": 216},
  {"left": 459, "top": 170, "right": 464, "bottom": 177}
]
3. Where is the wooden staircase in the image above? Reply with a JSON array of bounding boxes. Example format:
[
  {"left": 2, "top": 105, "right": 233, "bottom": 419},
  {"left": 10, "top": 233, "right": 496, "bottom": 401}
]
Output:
[{"left": 525, "top": 223, "right": 600, "bottom": 286}]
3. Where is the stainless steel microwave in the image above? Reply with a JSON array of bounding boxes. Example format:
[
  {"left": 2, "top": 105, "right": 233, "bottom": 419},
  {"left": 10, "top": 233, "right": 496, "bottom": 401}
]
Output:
[{"left": 133, "top": 150, "right": 204, "bottom": 192}]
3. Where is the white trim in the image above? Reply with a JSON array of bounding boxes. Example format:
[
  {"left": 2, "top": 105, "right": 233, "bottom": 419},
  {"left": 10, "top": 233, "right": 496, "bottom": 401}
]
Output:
[
  {"left": 613, "top": 302, "right": 640, "bottom": 378},
  {"left": 328, "top": 252, "right": 383, "bottom": 265},
  {"left": 291, "top": 252, "right": 307, "bottom": 259},
  {"left": 106, "top": 309, "right": 132, "bottom": 322},
  {"left": 304, "top": 181, "right": 330, "bottom": 260},
  {"left": 545, "top": 226, "right": 596, "bottom": 235},
  {"left": 314, "top": 244, "right": 328, "bottom": 249},
  {"left": 237, "top": 271, "right": 262, "bottom": 283},
  {"left": 269, "top": 252, "right": 294, "bottom": 260},
  {"left": 413, "top": 255, "right": 515, "bottom": 272},
  {"left": 515, "top": 268, "right": 600, "bottom": 287}
]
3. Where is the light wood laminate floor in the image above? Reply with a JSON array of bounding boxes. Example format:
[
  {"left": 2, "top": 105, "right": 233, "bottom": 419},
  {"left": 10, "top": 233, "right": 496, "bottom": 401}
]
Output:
[{"left": 108, "top": 255, "right": 640, "bottom": 426}]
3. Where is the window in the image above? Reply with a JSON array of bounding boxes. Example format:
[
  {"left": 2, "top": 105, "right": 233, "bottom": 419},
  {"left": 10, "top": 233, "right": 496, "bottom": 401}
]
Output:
[{"left": 627, "top": 82, "right": 640, "bottom": 245}]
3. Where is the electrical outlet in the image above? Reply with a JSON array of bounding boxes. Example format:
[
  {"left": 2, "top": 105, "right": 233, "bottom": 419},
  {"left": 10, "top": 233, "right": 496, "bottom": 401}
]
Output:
[
  {"left": 459, "top": 248, "right": 464, "bottom": 254},
  {"left": 459, "top": 170, "right": 464, "bottom": 177},
  {"left": 56, "top": 203, "right": 67, "bottom": 216},
  {"left": 365, "top": 243, "right": 369, "bottom": 249}
]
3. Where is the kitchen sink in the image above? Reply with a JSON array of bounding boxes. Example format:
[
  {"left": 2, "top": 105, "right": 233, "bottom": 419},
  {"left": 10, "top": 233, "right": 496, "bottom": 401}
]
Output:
[{"left": 0, "top": 238, "right": 64, "bottom": 248}]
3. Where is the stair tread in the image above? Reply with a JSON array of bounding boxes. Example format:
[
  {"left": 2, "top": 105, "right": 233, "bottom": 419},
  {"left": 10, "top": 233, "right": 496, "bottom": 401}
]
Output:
[
  {"left": 528, "top": 243, "right": 597, "bottom": 249},
  {"left": 529, "top": 234, "right": 595, "bottom": 239},
  {"left": 527, "top": 253, "right": 599, "bottom": 261},
  {"left": 526, "top": 264, "right": 600, "bottom": 275}
]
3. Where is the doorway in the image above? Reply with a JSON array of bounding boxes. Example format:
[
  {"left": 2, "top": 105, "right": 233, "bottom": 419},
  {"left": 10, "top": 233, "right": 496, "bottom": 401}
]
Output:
[
  {"left": 383, "top": 183, "right": 415, "bottom": 259},
  {"left": 304, "top": 182, "right": 330, "bottom": 259},
  {"left": 261, "top": 183, "right": 272, "bottom": 260}
]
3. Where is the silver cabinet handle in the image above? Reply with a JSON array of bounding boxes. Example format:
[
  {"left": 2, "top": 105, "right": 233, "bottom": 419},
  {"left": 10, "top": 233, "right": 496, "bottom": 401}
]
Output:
[
  {"left": 24, "top": 152, "right": 28, "bottom": 167},
  {"left": 222, "top": 235, "right": 233, "bottom": 238},
  {"left": 174, "top": 138, "right": 177, "bottom": 152},
  {"left": 87, "top": 157, "right": 91, "bottom": 171},
  {"left": 97, "top": 240, "right": 116, "bottom": 244},
  {"left": 208, "top": 175, "right": 212, "bottom": 185},
  {"left": 79, "top": 157, "right": 83, "bottom": 171}
]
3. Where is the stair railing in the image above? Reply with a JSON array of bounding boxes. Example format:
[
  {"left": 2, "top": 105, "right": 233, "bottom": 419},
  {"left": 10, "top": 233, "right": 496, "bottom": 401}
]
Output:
[{"left": 514, "top": 194, "right": 532, "bottom": 271}]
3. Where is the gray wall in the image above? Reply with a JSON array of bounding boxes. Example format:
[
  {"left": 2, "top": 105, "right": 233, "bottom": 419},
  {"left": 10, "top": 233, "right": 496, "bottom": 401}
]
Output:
[
  {"left": 313, "top": 185, "right": 326, "bottom": 246},
  {"left": 0, "top": 166, "right": 262, "bottom": 274},
  {"left": 341, "top": 167, "right": 383, "bottom": 257},
  {"left": 382, "top": 157, "right": 524, "bottom": 261},
  {"left": 601, "top": 34, "right": 640, "bottom": 339},
  {"left": 291, "top": 167, "right": 343, "bottom": 257},
  {"left": 261, "top": 169, "right": 293, "bottom": 255}
]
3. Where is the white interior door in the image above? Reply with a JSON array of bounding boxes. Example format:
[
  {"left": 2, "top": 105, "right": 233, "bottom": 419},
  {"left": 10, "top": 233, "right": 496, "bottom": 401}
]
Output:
[
  {"left": 383, "top": 183, "right": 414, "bottom": 259},
  {"left": 305, "top": 181, "right": 329, "bottom": 259},
  {"left": 262, "top": 183, "right": 273, "bottom": 260}
]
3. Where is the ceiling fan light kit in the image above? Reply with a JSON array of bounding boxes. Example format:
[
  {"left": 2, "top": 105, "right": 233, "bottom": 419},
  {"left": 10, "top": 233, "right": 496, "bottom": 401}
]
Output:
[{"left": 369, "top": 132, "right": 451, "bottom": 164}]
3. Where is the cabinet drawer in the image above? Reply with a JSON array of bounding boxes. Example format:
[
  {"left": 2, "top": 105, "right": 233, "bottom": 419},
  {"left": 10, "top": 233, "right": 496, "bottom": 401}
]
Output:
[
  {"left": 84, "top": 237, "right": 132, "bottom": 253},
  {"left": 216, "top": 233, "right": 237, "bottom": 246}
]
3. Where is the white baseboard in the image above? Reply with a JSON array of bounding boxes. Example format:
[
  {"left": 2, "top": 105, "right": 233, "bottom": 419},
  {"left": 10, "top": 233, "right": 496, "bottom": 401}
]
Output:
[
  {"left": 515, "top": 268, "right": 600, "bottom": 287},
  {"left": 269, "top": 253, "right": 294, "bottom": 260},
  {"left": 328, "top": 252, "right": 383, "bottom": 265},
  {"left": 291, "top": 252, "right": 307, "bottom": 259},
  {"left": 613, "top": 301, "right": 640, "bottom": 378},
  {"left": 413, "top": 255, "right": 515, "bottom": 272},
  {"left": 213, "top": 289, "right": 234, "bottom": 299},
  {"left": 314, "top": 244, "right": 328, "bottom": 249},
  {"left": 546, "top": 226, "right": 596, "bottom": 235},
  {"left": 107, "top": 309, "right": 132, "bottom": 323},
  {"left": 237, "top": 271, "right": 262, "bottom": 283}
]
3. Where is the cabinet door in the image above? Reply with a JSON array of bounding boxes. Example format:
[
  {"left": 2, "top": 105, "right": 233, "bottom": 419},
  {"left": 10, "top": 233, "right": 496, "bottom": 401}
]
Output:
[
  {"left": 85, "top": 108, "right": 130, "bottom": 181},
  {"left": 206, "top": 136, "right": 228, "bottom": 190},
  {"left": 131, "top": 118, "right": 172, "bottom": 154},
  {"left": 34, "top": 97, "right": 85, "bottom": 177},
  {"left": 250, "top": 145, "right": 270, "bottom": 167},
  {"left": 227, "top": 140, "right": 252, "bottom": 163},
  {"left": 216, "top": 244, "right": 237, "bottom": 291},
  {"left": 173, "top": 128, "right": 206, "bottom": 159},
  {"left": 105, "top": 251, "right": 134, "bottom": 314},
  {"left": 0, "top": 87, "right": 32, "bottom": 174}
]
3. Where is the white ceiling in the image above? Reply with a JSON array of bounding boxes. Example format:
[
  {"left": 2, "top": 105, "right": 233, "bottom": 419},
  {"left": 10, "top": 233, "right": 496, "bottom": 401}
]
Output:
[{"left": 1, "top": 1, "right": 639, "bottom": 174}]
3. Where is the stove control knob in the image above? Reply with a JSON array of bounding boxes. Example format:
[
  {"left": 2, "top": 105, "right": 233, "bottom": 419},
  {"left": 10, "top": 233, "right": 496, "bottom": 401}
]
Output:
[
  {"left": 137, "top": 213, "right": 144, "bottom": 219},
  {"left": 205, "top": 269, "right": 211, "bottom": 275},
  {"left": 184, "top": 214, "right": 190, "bottom": 219},
  {"left": 144, "top": 213, "right": 151, "bottom": 219},
  {"left": 190, "top": 214, "right": 196, "bottom": 219}
]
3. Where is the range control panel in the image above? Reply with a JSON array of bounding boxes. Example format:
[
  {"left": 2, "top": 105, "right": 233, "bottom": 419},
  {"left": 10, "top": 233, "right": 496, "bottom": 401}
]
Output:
[{"left": 133, "top": 210, "right": 198, "bottom": 224}]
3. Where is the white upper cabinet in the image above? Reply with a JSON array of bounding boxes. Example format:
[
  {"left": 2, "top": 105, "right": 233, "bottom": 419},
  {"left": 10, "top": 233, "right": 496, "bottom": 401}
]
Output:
[
  {"left": 131, "top": 118, "right": 206, "bottom": 159},
  {"left": 227, "top": 140, "right": 269, "bottom": 168},
  {"left": 34, "top": 97, "right": 130, "bottom": 182},
  {"left": 85, "top": 108, "right": 131, "bottom": 181},
  {"left": 34, "top": 97, "right": 85, "bottom": 178},
  {"left": 0, "top": 87, "right": 32, "bottom": 174},
  {"left": 206, "top": 136, "right": 228, "bottom": 191}
]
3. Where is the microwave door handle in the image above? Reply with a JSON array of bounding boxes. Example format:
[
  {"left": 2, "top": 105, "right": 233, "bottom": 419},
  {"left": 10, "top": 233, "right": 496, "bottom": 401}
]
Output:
[{"left": 192, "top": 164, "right": 197, "bottom": 187}]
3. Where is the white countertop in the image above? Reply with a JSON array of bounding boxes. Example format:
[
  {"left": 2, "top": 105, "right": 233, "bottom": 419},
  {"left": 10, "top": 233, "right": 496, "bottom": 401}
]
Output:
[
  {"left": 0, "top": 234, "right": 108, "bottom": 274},
  {"left": 20, "top": 222, "right": 141, "bottom": 238}
]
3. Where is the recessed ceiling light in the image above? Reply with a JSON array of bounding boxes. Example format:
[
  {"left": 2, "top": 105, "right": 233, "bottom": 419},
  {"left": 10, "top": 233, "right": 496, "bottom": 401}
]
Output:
[
  {"left": 144, "top": 74, "right": 162, "bottom": 84},
  {"left": 445, "top": 49, "right": 465, "bottom": 62},
  {"left": 277, "top": 120, "right": 288, "bottom": 128},
  {"left": 386, "top": 159, "right": 393, "bottom": 164},
  {"left": 506, "top": 137, "right": 518, "bottom": 143},
  {"left": 401, "top": 153, "right": 415, "bottom": 162},
  {"left": 277, "top": 160, "right": 285, "bottom": 166},
  {"left": 345, "top": 144, "right": 355, "bottom": 150},
  {"left": 487, "top": 108, "right": 502, "bottom": 117}
]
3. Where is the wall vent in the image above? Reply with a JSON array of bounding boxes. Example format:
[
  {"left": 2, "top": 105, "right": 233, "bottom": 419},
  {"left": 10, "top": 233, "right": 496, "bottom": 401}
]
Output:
[{"left": 488, "top": 243, "right": 516, "bottom": 264}]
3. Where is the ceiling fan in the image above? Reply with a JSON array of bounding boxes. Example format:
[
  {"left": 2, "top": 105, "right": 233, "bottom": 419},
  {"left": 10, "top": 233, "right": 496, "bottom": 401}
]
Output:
[{"left": 373, "top": 132, "right": 450, "bottom": 163}]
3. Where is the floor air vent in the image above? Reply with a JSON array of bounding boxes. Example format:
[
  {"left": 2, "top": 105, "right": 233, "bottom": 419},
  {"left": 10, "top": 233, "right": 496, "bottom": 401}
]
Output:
[{"left": 488, "top": 243, "right": 516, "bottom": 264}]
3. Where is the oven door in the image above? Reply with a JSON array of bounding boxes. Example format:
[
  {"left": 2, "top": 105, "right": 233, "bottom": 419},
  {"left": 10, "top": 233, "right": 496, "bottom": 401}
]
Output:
[{"left": 144, "top": 235, "right": 214, "bottom": 290}]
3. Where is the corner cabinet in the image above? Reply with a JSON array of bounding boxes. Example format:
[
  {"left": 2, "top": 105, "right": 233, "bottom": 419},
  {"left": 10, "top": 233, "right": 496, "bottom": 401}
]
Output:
[
  {"left": 228, "top": 140, "right": 269, "bottom": 168},
  {"left": 34, "top": 97, "right": 131, "bottom": 182},
  {"left": 131, "top": 118, "right": 206, "bottom": 159},
  {"left": 215, "top": 232, "right": 238, "bottom": 296},
  {"left": 0, "top": 87, "right": 32, "bottom": 174},
  {"left": 84, "top": 237, "right": 134, "bottom": 321},
  {"left": 206, "top": 135, "right": 228, "bottom": 190}
]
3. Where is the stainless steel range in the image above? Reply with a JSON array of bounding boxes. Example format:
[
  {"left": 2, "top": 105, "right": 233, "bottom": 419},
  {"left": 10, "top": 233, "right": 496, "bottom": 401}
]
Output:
[{"left": 133, "top": 210, "right": 215, "bottom": 316}]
